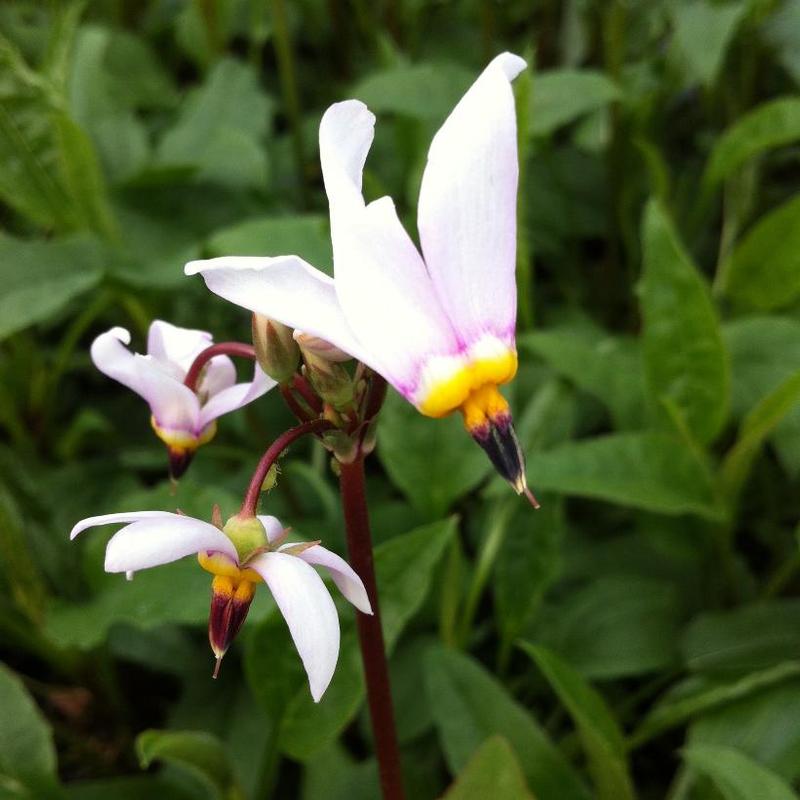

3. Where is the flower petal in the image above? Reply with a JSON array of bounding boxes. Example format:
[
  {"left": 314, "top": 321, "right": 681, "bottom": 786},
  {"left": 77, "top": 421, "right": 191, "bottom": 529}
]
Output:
[
  {"left": 184, "top": 255, "right": 374, "bottom": 369},
  {"left": 103, "top": 514, "right": 238, "bottom": 573},
  {"left": 70, "top": 510, "right": 179, "bottom": 541},
  {"left": 281, "top": 543, "right": 372, "bottom": 614},
  {"left": 257, "top": 515, "right": 287, "bottom": 544},
  {"left": 198, "top": 362, "right": 275, "bottom": 429},
  {"left": 91, "top": 327, "right": 201, "bottom": 434},
  {"left": 200, "top": 355, "right": 237, "bottom": 399},
  {"left": 147, "top": 320, "right": 213, "bottom": 373},
  {"left": 417, "top": 52, "right": 526, "bottom": 346},
  {"left": 248, "top": 551, "right": 340, "bottom": 702}
]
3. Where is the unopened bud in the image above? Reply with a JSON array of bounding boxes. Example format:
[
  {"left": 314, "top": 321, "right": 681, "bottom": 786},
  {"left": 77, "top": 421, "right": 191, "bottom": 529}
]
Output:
[
  {"left": 252, "top": 314, "right": 300, "bottom": 384},
  {"left": 294, "top": 331, "right": 352, "bottom": 362},
  {"left": 303, "top": 351, "right": 354, "bottom": 410},
  {"left": 222, "top": 514, "right": 268, "bottom": 563}
]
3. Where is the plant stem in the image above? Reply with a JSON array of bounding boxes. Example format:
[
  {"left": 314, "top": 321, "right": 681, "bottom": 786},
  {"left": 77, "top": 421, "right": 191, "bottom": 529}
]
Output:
[
  {"left": 338, "top": 457, "right": 405, "bottom": 800},
  {"left": 184, "top": 342, "right": 256, "bottom": 391},
  {"left": 240, "top": 419, "right": 332, "bottom": 517}
]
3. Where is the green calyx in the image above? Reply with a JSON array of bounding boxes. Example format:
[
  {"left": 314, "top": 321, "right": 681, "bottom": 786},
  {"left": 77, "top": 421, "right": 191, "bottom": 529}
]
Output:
[
  {"left": 252, "top": 314, "right": 300, "bottom": 384},
  {"left": 222, "top": 514, "right": 269, "bottom": 562}
]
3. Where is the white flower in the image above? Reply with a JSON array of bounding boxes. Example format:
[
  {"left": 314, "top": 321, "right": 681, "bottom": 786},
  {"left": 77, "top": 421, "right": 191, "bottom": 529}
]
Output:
[
  {"left": 70, "top": 510, "right": 371, "bottom": 702},
  {"left": 185, "top": 54, "right": 535, "bottom": 500},
  {"left": 92, "top": 321, "right": 274, "bottom": 476}
]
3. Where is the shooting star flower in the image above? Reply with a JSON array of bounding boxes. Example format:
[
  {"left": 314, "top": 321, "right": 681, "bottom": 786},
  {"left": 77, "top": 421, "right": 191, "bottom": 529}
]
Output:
[
  {"left": 91, "top": 321, "right": 274, "bottom": 477},
  {"left": 185, "top": 53, "right": 536, "bottom": 503},
  {"left": 70, "top": 510, "right": 371, "bottom": 701}
]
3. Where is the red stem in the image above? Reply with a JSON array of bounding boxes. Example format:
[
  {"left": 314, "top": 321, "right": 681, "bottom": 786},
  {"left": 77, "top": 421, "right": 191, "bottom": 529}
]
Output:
[
  {"left": 339, "top": 457, "right": 405, "bottom": 800},
  {"left": 184, "top": 342, "right": 256, "bottom": 391},
  {"left": 292, "top": 374, "right": 323, "bottom": 413},
  {"left": 240, "top": 419, "right": 332, "bottom": 517}
]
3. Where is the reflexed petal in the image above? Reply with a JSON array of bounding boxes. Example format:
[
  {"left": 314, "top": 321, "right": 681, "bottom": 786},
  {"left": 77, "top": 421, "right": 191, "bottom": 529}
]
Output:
[
  {"left": 70, "top": 510, "right": 179, "bottom": 541},
  {"left": 249, "top": 552, "right": 340, "bottom": 702},
  {"left": 147, "top": 320, "right": 213, "bottom": 373},
  {"left": 185, "top": 256, "right": 374, "bottom": 369},
  {"left": 103, "top": 514, "right": 239, "bottom": 573},
  {"left": 417, "top": 53, "right": 526, "bottom": 345},
  {"left": 281, "top": 543, "right": 372, "bottom": 614},
  {"left": 257, "top": 515, "right": 287, "bottom": 544},
  {"left": 200, "top": 355, "right": 237, "bottom": 399},
  {"left": 332, "top": 197, "right": 460, "bottom": 394},
  {"left": 198, "top": 363, "right": 275, "bottom": 428},
  {"left": 91, "top": 327, "right": 201, "bottom": 434}
]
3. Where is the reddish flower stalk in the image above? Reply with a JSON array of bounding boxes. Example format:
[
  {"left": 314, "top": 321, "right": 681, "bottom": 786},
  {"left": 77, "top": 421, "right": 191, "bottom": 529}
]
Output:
[
  {"left": 339, "top": 456, "right": 405, "bottom": 800},
  {"left": 184, "top": 342, "right": 257, "bottom": 391},
  {"left": 239, "top": 419, "right": 332, "bottom": 517}
]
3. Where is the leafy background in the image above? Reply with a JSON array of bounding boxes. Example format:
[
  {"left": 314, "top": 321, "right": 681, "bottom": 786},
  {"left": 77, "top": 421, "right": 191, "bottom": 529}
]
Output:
[{"left": 2, "top": 0, "right": 800, "bottom": 798}]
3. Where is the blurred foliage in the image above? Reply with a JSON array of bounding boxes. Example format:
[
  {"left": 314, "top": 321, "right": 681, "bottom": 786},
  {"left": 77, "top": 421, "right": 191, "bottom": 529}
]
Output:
[{"left": 2, "top": 0, "right": 800, "bottom": 797}]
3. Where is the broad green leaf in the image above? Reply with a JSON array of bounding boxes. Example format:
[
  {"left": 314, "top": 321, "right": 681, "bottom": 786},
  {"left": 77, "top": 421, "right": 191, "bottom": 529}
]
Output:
[
  {"left": 63, "top": 776, "right": 193, "bottom": 800},
  {"left": 690, "top": 677, "right": 800, "bottom": 783},
  {"left": 136, "top": 730, "right": 237, "bottom": 800},
  {"left": 442, "top": 736, "right": 534, "bottom": 800},
  {"left": 495, "top": 498, "right": 563, "bottom": 652},
  {"left": 640, "top": 199, "right": 729, "bottom": 444},
  {"left": 378, "top": 389, "right": 492, "bottom": 518},
  {"left": 670, "top": 0, "right": 747, "bottom": 87},
  {"left": 633, "top": 663, "right": 800, "bottom": 747},
  {"left": 521, "top": 644, "right": 635, "bottom": 800},
  {"left": 278, "top": 518, "right": 456, "bottom": 759},
  {"left": 53, "top": 112, "right": 118, "bottom": 239},
  {"left": 516, "top": 432, "right": 721, "bottom": 519},
  {"left": 703, "top": 97, "right": 800, "bottom": 188},
  {"left": 534, "top": 576, "right": 681, "bottom": 680},
  {"left": 351, "top": 62, "right": 473, "bottom": 121},
  {"left": 425, "top": 646, "right": 590, "bottom": 800},
  {"left": 683, "top": 601, "right": 800, "bottom": 674},
  {"left": 518, "top": 327, "right": 646, "bottom": 428},
  {"left": 156, "top": 58, "right": 271, "bottom": 188},
  {"left": 683, "top": 743, "right": 799, "bottom": 800},
  {"left": 0, "top": 234, "right": 104, "bottom": 341},
  {"left": 722, "top": 195, "right": 800, "bottom": 310},
  {"left": 530, "top": 69, "right": 621, "bottom": 137},
  {"left": 301, "top": 742, "right": 379, "bottom": 800},
  {"left": 762, "top": 0, "right": 800, "bottom": 86},
  {"left": 0, "top": 664, "right": 57, "bottom": 794},
  {"left": 207, "top": 214, "right": 332, "bottom": 274},
  {"left": 720, "top": 367, "right": 800, "bottom": 502}
]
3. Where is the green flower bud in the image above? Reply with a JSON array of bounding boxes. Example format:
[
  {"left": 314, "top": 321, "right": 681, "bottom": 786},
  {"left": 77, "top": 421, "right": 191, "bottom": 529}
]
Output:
[
  {"left": 302, "top": 350, "right": 354, "bottom": 410},
  {"left": 222, "top": 514, "right": 268, "bottom": 562},
  {"left": 252, "top": 314, "right": 300, "bottom": 384}
]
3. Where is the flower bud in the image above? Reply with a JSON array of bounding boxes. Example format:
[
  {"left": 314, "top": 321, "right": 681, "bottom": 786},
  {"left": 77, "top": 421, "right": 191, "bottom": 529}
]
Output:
[
  {"left": 302, "top": 350, "right": 354, "bottom": 410},
  {"left": 293, "top": 331, "right": 352, "bottom": 362},
  {"left": 252, "top": 314, "right": 300, "bottom": 384},
  {"left": 222, "top": 514, "right": 268, "bottom": 563}
]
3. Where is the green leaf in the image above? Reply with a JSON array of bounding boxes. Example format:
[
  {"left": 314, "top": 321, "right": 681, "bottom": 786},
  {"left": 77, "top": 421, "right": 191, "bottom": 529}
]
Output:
[
  {"left": 670, "top": 0, "right": 748, "bottom": 87},
  {"left": 301, "top": 742, "right": 378, "bottom": 800},
  {"left": 703, "top": 97, "right": 800, "bottom": 188},
  {"left": 442, "top": 736, "right": 534, "bottom": 800},
  {"left": 689, "top": 676, "right": 800, "bottom": 783},
  {"left": 207, "top": 214, "right": 332, "bottom": 274},
  {"left": 277, "top": 518, "right": 456, "bottom": 759},
  {"left": 0, "top": 664, "right": 57, "bottom": 794},
  {"left": 136, "top": 730, "right": 238, "bottom": 800},
  {"left": 683, "top": 744, "right": 799, "bottom": 800},
  {"left": 63, "top": 776, "right": 193, "bottom": 800},
  {"left": 722, "top": 195, "right": 800, "bottom": 310},
  {"left": 682, "top": 601, "right": 800, "bottom": 675},
  {"left": 530, "top": 69, "right": 621, "bottom": 137},
  {"left": 633, "top": 662, "right": 800, "bottom": 747},
  {"left": 520, "top": 644, "right": 635, "bottom": 800},
  {"left": 53, "top": 112, "right": 118, "bottom": 239},
  {"left": 425, "top": 646, "right": 590, "bottom": 800},
  {"left": 517, "top": 432, "right": 721, "bottom": 519},
  {"left": 640, "top": 199, "right": 729, "bottom": 444},
  {"left": 534, "top": 575, "right": 681, "bottom": 680},
  {"left": 351, "top": 62, "right": 473, "bottom": 121},
  {"left": 720, "top": 367, "right": 800, "bottom": 502},
  {"left": 0, "top": 234, "right": 104, "bottom": 341},
  {"left": 518, "top": 327, "right": 646, "bottom": 429},
  {"left": 378, "top": 389, "right": 492, "bottom": 518},
  {"left": 156, "top": 58, "right": 271, "bottom": 188}
]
